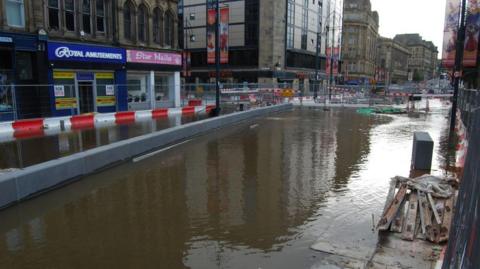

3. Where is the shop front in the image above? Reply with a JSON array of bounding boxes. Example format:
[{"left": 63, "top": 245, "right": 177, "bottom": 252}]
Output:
[
  {"left": 126, "top": 49, "right": 182, "bottom": 110},
  {"left": 47, "top": 41, "right": 127, "bottom": 116},
  {"left": 0, "top": 31, "right": 49, "bottom": 121}
]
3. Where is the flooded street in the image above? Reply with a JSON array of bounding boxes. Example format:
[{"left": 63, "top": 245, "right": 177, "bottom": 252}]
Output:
[
  {"left": 0, "top": 114, "right": 207, "bottom": 169},
  {"left": 0, "top": 100, "right": 453, "bottom": 268}
]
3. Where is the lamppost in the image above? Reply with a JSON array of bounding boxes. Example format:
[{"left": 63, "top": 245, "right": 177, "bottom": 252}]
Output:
[
  {"left": 214, "top": 0, "right": 221, "bottom": 116},
  {"left": 450, "top": 0, "right": 467, "bottom": 133},
  {"left": 314, "top": 6, "right": 340, "bottom": 102}
]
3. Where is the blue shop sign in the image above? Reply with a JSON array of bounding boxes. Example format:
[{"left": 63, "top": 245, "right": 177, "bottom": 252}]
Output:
[
  {"left": 48, "top": 42, "right": 126, "bottom": 64},
  {"left": 77, "top": 72, "right": 94, "bottom": 81}
]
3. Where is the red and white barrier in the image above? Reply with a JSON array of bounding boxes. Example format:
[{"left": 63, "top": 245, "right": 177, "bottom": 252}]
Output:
[
  {"left": 0, "top": 105, "right": 215, "bottom": 142},
  {"left": 455, "top": 109, "right": 469, "bottom": 169}
]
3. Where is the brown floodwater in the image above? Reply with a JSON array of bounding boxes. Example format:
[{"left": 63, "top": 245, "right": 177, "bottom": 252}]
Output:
[{"left": 0, "top": 100, "right": 454, "bottom": 268}]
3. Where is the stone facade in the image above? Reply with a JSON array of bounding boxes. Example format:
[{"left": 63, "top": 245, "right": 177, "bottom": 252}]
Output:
[
  {"left": 0, "top": 0, "right": 178, "bottom": 50},
  {"left": 377, "top": 37, "right": 411, "bottom": 84},
  {"left": 394, "top": 34, "right": 438, "bottom": 81},
  {"left": 341, "top": 0, "right": 379, "bottom": 82}
]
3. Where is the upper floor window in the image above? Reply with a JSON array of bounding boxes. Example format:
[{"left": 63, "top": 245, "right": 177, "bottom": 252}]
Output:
[
  {"left": 96, "top": 0, "right": 105, "bottom": 32},
  {"left": 5, "top": 0, "right": 25, "bottom": 27},
  {"left": 138, "top": 5, "right": 148, "bottom": 43},
  {"left": 164, "top": 11, "right": 174, "bottom": 47},
  {"left": 123, "top": 1, "right": 134, "bottom": 40},
  {"left": 48, "top": 0, "right": 60, "bottom": 30},
  {"left": 153, "top": 8, "right": 164, "bottom": 45},
  {"left": 64, "top": 0, "right": 75, "bottom": 31},
  {"left": 82, "top": 0, "right": 92, "bottom": 34}
]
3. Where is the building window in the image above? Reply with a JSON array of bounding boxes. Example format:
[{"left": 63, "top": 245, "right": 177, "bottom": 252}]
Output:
[
  {"left": 165, "top": 11, "right": 174, "bottom": 47},
  {"left": 96, "top": 0, "right": 105, "bottom": 32},
  {"left": 301, "top": 0, "right": 308, "bottom": 50},
  {"left": 138, "top": 5, "right": 147, "bottom": 42},
  {"left": 287, "top": 0, "right": 294, "bottom": 48},
  {"left": 64, "top": 0, "right": 75, "bottom": 31},
  {"left": 123, "top": 1, "right": 134, "bottom": 40},
  {"left": 48, "top": 0, "right": 60, "bottom": 30},
  {"left": 153, "top": 8, "right": 164, "bottom": 45},
  {"left": 5, "top": 0, "right": 25, "bottom": 27},
  {"left": 245, "top": 0, "right": 259, "bottom": 46},
  {"left": 82, "top": 0, "right": 91, "bottom": 34}
]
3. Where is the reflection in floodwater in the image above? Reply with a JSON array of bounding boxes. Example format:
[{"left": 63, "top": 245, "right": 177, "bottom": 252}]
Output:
[
  {"left": 0, "top": 101, "right": 453, "bottom": 268},
  {"left": 0, "top": 114, "right": 205, "bottom": 169}
]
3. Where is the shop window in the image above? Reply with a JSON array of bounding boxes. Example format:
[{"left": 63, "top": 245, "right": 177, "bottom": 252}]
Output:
[
  {"left": 127, "top": 76, "right": 148, "bottom": 103},
  {"left": 123, "top": 1, "right": 134, "bottom": 40},
  {"left": 153, "top": 8, "right": 163, "bottom": 45},
  {"left": 164, "top": 11, "right": 174, "bottom": 47},
  {"left": 5, "top": 0, "right": 25, "bottom": 27},
  {"left": 15, "top": 52, "right": 33, "bottom": 81},
  {"left": 82, "top": 0, "right": 91, "bottom": 34},
  {"left": 96, "top": 0, "right": 105, "bottom": 32},
  {"left": 48, "top": 0, "right": 60, "bottom": 30},
  {"left": 0, "top": 49, "right": 14, "bottom": 113},
  {"left": 155, "top": 76, "right": 169, "bottom": 101},
  {"left": 138, "top": 5, "right": 147, "bottom": 43},
  {"left": 64, "top": 0, "right": 75, "bottom": 31}
]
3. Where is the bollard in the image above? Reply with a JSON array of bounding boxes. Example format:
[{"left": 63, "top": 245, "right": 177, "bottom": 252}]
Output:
[{"left": 411, "top": 132, "right": 434, "bottom": 170}]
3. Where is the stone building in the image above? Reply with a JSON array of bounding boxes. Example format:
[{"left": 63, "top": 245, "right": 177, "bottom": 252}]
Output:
[
  {"left": 341, "top": 0, "right": 379, "bottom": 84},
  {"left": 394, "top": 34, "right": 438, "bottom": 81},
  {"left": 376, "top": 37, "right": 410, "bottom": 85},
  {"left": 180, "top": 0, "right": 343, "bottom": 92},
  {"left": 0, "top": 0, "right": 181, "bottom": 120}
]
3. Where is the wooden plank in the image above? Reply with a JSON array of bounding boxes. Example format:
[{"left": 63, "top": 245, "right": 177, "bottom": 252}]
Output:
[
  {"left": 438, "top": 196, "right": 454, "bottom": 243},
  {"left": 390, "top": 199, "right": 407, "bottom": 233},
  {"left": 417, "top": 190, "right": 426, "bottom": 235},
  {"left": 428, "top": 193, "right": 442, "bottom": 224},
  {"left": 383, "top": 178, "right": 398, "bottom": 213},
  {"left": 401, "top": 192, "right": 418, "bottom": 241},
  {"left": 378, "top": 184, "right": 408, "bottom": 231},
  {"left": 418, "top": 191, "right": 438, "bottom": 242}
]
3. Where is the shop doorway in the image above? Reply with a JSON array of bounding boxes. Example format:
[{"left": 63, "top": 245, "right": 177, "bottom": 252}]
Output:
[{"left": 78, "top": 82, "right": 94, "bottom": 114}]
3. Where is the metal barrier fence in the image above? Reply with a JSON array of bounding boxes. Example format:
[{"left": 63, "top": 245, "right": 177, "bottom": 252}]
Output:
[
  {"left": 457, "top": 89, "right": 480, "bottom": 135},
  {"left": 443, "top": 111, "right": 480, "bottom": 268},
  {"left": 443, "top": 89, "right": 480, "bottom": 269}
]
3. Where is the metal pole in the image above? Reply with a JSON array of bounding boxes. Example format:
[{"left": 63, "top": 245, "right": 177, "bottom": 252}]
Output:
[
  {"left": 329, "top": 5, "right": 335, "bottom": 101},
  {"left": 315, "top": 32, "right": 320, "bottom": 101},
  {"left": 214, "top": 0, "right": 221, "bottom": 116},
  {"left": 450, "top": 0, "right": 467, "bottom": 133}
]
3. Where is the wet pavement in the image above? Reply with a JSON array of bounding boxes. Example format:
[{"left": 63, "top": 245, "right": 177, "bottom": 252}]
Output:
[{"left": 0, "top": 100, "right": 454, "bottom": 268}]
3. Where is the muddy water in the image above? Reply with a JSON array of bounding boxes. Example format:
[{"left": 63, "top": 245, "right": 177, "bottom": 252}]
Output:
[
  {"left": 0, "top": 101, "right": 453, "bottom": 268},
  {"left": 0, "top": 114, "right": 206, "bottom": 169}
]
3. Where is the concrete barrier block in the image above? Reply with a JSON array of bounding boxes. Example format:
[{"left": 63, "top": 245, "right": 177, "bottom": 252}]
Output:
[
  {"left": 0, "top": 176, "right": 18, "bottom": 209},
  {"left": 15, "top": 155, "right": 86, "bottom": 200}
]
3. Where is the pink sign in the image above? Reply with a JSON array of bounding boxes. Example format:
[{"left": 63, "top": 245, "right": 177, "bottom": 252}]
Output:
[{"left": 126, "top": 50, "right": 182, "bottom": 66}]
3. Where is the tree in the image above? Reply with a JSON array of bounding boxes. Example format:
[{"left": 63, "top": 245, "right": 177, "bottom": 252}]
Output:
[{"left": 413, "top": 69, "right": 424, "bottom": 82}]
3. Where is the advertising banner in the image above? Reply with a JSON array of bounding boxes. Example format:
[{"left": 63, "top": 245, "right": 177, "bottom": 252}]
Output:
[
  {"left": 126, "top": 50, "right": 182, "bottom": 65},
  {"left": 182, "top": 51, "right": 191, "bottom": 77},
  {"left": 220, "top": 7, "right": 229, "bottom": 64},
  {"left": 48, "top": 42, "right": 126, "bottom": 64},
  {"left": 442, "top": 0, "right": 462, "bottom": 67},
  {"left": 96, "top": 96, "right": 116, "bottom": 107},
  {"left": 55, "top": 97, "right": 77, "bottom": 110},
  {"left": 207, "top": 8, "right": 216, "bottom": 64},
  {"left": 464, "top": 0, "right": 480, "bottom": 67},
  {"left": 326, "top": 47, "right": 340, "bottom": 76}
]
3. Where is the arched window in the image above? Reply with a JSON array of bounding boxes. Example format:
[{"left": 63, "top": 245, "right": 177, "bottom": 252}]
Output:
[
  {"left": 123, "top": 1, "right": 134, "bottom": 40},
  {"left": 164, "top": 11, "right": 175, "bottom": 47},
  {"left": 138, "top": 5, "right": 148, "bottom": 42},
  {"left": 153, "top": 8, "right": 163, "bottom": 45}
]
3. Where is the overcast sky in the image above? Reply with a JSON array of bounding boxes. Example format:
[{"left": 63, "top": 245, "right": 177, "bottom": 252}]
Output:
[{"left": 370, "top": 0, "right": 446, "bottom": 53}]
